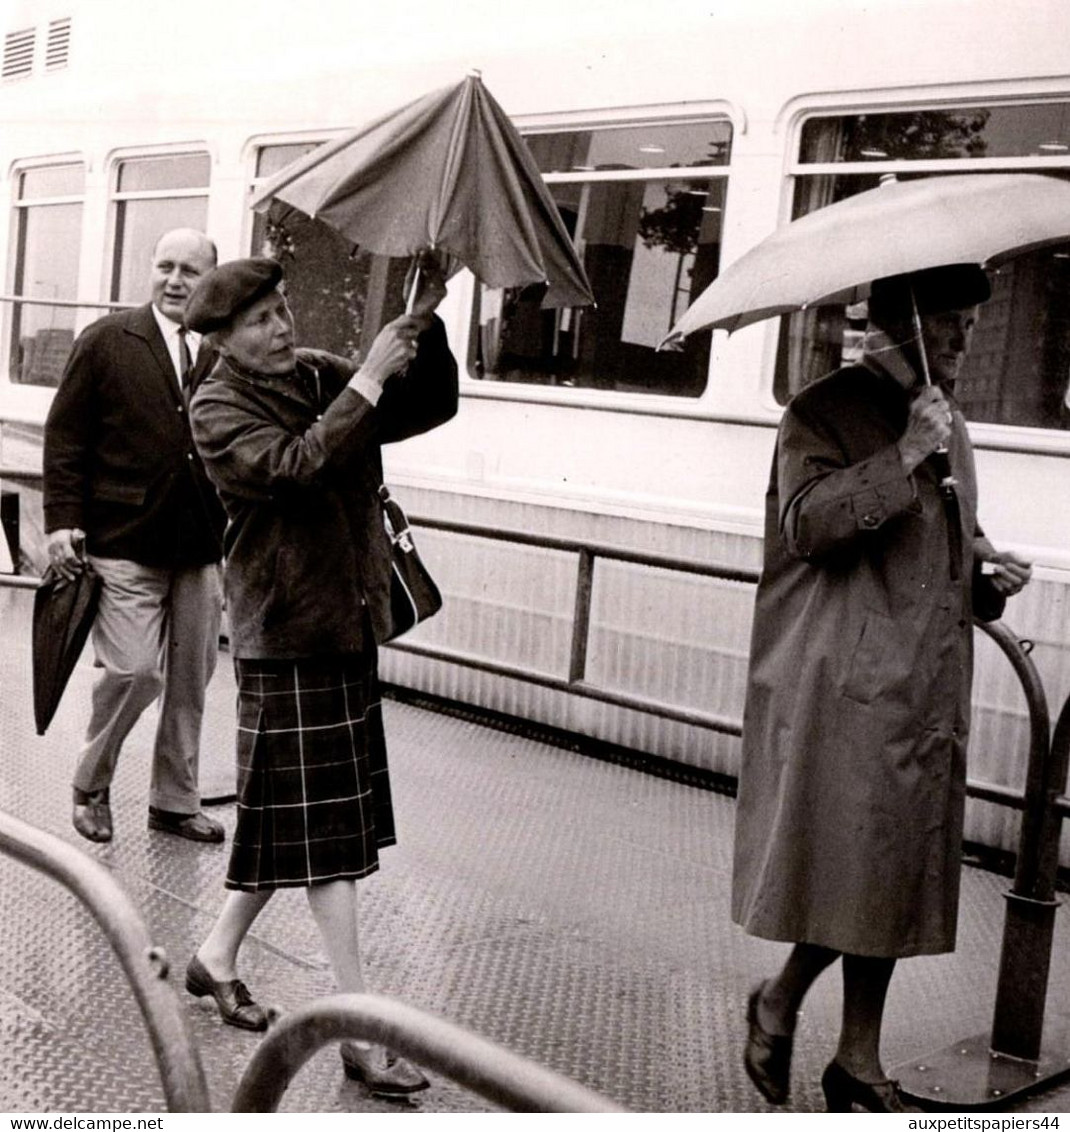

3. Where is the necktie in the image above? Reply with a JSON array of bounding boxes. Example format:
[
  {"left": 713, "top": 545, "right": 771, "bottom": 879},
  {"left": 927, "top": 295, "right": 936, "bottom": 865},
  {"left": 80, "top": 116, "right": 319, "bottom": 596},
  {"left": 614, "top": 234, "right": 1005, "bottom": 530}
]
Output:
[{"left": 177, "top": 327, "right": 193, "bottom": 391}]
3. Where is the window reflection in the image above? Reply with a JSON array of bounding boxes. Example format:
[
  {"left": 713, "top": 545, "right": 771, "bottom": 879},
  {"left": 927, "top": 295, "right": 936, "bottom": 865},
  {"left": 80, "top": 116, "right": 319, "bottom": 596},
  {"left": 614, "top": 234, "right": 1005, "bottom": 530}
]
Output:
[
  {"left": 778, "top": 109, "right": 1070, "bottom": 430},
  {"left": 800, "top": 102, "right": 1070, "bottom": 163},
  {"left": 474, "top": 122, "right": 729, "bottom": 398},
  {"left": 111, "top": 154, "right": 210, "bottom": 303},
  {"left": 526, "top": 121, "right": 731, "bottom": 173},
  {"left": 8, "top": 163, "right": 84, "bottom": 386},
  {"left": 250, "top": 144, "right": 401, "bottom": 360}
]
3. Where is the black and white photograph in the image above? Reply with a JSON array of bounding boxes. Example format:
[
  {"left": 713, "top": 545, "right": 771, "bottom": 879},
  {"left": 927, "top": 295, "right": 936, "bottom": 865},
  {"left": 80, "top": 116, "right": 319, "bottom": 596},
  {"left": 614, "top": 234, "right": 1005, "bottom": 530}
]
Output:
[{"left": 0, "top": 0, "right": 1068, "bottom": 1119}]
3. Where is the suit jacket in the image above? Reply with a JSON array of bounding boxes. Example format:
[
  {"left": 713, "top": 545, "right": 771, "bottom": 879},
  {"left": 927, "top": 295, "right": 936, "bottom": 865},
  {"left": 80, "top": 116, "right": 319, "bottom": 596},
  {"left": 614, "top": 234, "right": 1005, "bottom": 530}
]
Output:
[
  {"left": 189, "top": 317, "right": 458, "bottom": 656},
  {"left": 43, "top": 303, "right": 225, "bottom": 568}
]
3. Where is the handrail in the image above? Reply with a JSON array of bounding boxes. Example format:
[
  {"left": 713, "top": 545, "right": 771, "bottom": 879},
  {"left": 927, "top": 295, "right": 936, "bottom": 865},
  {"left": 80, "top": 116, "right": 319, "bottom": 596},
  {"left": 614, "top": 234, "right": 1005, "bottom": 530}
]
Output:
[
  {"left": 0, "top": 293, "right": 134, "bottom": 312},
  {"left": 0, "top": 809, "right": 209, "bottom": 1110},
  {"left": 411, "top": 513, "right": 763, "bottom": 582},
  {"left": 232, "top": 992, "right": 626, "bottom": 1113},
  {"left": 989, "top": 677, "right": 1070, "bottom": 1061}
]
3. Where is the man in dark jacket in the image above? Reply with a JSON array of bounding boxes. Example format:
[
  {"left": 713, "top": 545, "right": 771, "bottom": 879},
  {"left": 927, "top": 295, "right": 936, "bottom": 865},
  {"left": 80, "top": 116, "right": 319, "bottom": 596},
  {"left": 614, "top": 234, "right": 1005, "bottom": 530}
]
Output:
[{"left": 44, "top": 228, "right": 227, "bottom": 845}]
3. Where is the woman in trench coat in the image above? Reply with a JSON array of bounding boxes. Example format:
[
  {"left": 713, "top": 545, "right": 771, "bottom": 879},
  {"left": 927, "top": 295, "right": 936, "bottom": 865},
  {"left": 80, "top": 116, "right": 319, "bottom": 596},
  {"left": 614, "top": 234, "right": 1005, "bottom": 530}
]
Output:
[
  {"left": 733, "top": 265, "right": 1031, "bottom": 1113},
  {"left": 182, "top": 254, "right": 457, "bottom": 1098}
]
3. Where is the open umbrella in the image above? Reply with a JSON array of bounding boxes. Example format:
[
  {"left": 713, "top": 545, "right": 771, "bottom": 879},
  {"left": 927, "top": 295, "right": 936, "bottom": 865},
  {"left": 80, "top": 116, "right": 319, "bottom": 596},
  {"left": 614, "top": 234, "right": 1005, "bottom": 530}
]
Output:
[
  {"left": 250, "top": 71, "right": 594, "bottom": 310},
  {"left": 32, "top": 564, "right": 101, "bottom": 736},
  {"left": 662, "top": 172, "right": 1070, "bottom": 586},
  {"left": 661, "top": 172, "right": 1070, "bottom": 343}
]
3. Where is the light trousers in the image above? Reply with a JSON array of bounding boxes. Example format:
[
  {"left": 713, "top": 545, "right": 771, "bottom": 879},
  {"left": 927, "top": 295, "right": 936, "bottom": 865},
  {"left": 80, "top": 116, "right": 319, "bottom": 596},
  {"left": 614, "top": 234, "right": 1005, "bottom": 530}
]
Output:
[{"left": 73, "top": 556, "right": 222, "bottom": 813}]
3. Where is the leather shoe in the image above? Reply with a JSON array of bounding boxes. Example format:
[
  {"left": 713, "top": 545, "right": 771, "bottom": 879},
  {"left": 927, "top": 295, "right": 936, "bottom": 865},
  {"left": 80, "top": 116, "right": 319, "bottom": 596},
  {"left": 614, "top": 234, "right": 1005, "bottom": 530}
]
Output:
[
  {"left": 744, "top": 981, "right": 794, "bottom": 1105},
  {"left": 73, "top": 787, "right": 112, "bottom": 843},
  {"left": 185, "top": 955, "right": 267, "bottom": 1031},
  {"left": 821, "top": 1060, "right": 923, "bottom": 1113},
  {"left": 148, "top": 807, "right": 224, "bottom": 843},
  {"left": 341, "top": 1041, "right": 429, "bottom": 1097}
]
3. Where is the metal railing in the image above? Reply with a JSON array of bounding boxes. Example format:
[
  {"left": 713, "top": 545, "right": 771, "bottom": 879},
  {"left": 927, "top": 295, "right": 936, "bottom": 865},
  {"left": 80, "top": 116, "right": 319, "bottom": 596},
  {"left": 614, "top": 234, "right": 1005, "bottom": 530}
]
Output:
[
  {"left": 0, "top": 803, "right": 627, "bottom": 1112},
  {"left": 0, "top": 808, "right": 209, "bottom": 1111},
  {"left": 395, "top": 514, "right": 758, "bottom": 736},
  {"left": 232, "top": 993, "right": 627, "bottom": 1112},
  {"left": 401, "top": 514, "right": 1053, "bottom": 812}
]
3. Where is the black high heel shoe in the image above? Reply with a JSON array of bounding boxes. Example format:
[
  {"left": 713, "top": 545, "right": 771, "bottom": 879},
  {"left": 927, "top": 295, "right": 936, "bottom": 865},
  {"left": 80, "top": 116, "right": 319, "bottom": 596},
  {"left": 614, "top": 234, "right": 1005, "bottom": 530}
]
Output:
[
  {"left": 744, "top": 982, "right": 794, "bottom": 1105},
  {"left": 821, "top": 1060, "right": 923, "bottom": 1113}
]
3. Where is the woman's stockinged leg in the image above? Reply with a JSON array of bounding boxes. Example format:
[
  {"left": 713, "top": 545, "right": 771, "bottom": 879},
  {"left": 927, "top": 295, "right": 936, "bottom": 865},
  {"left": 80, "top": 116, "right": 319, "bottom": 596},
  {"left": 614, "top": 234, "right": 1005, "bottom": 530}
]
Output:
[
  {"left": 835, "top": 953, "right": 897, "bottom": 1081},
  {"left": 196, "top": 889, "right": 274, "bottom": 980},
  {"left": 759, "top": 942, "right": 840, "bottom": 1035},
  {"left": 307, "top": 879, "right": 366, "bottom": 994}
]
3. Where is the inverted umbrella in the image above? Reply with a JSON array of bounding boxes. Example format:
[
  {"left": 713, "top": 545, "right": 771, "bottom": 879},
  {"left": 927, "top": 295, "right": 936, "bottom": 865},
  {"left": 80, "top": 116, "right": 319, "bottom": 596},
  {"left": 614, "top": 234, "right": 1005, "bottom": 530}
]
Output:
[
  {"left": 661, "top": 172, "right": 1070, "bottom": 343},
  {"left": 250, "top": 71, "right": 594, "bottom": 310},
  {"left": 32, "top": 564, "right": 101, "bottom": 735}
]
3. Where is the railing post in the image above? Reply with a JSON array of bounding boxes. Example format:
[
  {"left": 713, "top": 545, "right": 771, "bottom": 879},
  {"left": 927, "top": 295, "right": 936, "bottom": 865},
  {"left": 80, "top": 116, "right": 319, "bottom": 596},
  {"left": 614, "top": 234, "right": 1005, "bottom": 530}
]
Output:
[
  {"left": 896, "top": 621, "right": 1070, "bottom": 1108},
  {"left": 988, "top": 624, "right": 1068, "bottom": 1062},
  {"left": 568, "top": 548, "right": 595, "bottom": 684},
  {"left": 0, "top": 809, "right": 210, "bottom": 1111}
]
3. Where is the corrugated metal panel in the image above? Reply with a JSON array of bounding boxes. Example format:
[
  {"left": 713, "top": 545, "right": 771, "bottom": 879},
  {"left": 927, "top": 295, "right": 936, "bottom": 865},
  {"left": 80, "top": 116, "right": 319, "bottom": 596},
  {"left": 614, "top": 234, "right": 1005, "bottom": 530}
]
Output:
[{"left": 382, "top": 486, "right": 1070, "bottom": 860}]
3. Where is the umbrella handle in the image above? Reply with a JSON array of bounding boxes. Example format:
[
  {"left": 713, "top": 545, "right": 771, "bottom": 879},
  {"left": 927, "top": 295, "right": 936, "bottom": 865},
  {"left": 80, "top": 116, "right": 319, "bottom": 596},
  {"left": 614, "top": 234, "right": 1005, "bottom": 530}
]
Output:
[
  {"left": 405, "top": 263, "right": 421, "bottom": 317},
  {"left": 909, "top": 285, "right": 957, "bottom": 486}
]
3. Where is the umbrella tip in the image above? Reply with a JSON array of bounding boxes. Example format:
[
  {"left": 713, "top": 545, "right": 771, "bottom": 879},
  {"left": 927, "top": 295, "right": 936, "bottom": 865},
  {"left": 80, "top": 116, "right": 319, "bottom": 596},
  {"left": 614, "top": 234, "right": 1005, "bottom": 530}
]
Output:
[{"left": 467, "top": 67, "right": 482, "bottom": 79}]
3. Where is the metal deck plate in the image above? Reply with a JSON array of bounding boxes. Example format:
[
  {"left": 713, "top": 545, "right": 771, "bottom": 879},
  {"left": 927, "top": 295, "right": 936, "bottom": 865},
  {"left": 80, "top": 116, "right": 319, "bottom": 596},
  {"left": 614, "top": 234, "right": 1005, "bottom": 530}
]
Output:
[
  {"left": 2, "top": 584, "right": 1070, "bottom": 1112},
  {"left": 896, "top": 1034, "right": 1070, "bottom": 1109}
]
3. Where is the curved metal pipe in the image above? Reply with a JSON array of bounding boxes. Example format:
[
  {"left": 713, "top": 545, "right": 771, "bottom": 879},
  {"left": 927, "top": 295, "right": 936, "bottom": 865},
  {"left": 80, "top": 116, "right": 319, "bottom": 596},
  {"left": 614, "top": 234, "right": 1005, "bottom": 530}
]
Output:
[
  {"left": 0, "top": 808, "right": 209, "bottom": 1111},
  {"left": 232, "top": 992, "right": 627, "bottom": 1113},
  {"left": 975, "top": 619, "right": 1053, "bottom": 898},
  {"left": 975, "top": 620, "right": 1065, "bottom": 1063}
]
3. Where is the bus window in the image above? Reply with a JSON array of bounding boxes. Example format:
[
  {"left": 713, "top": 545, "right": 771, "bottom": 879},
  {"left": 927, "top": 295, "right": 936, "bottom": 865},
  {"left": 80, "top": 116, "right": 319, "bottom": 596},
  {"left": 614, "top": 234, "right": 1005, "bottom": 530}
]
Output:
[
  {"left": 110, "top": 153, "right": 210, "bottom": 304},
  {"left": 776, "top": 103, "right": 1070, "bottom": 431},
  {"left": 470, "top": 119, "right": 730, "bottom": 397},
  {"left": 249, "top": 141, "right": 405, "bottom": 361},
  {"left": 7, "top": 162, "right": 84, "bottom": 387}
]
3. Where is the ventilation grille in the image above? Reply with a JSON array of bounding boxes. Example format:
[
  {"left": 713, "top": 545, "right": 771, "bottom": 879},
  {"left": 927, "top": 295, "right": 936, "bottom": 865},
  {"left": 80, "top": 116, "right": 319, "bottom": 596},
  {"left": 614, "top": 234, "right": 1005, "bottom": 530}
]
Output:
[
  {"left": 2, "top": 27, "right": 35, "bottom": 80},
  {"left": 45, "top": 18, "right": 70, "bottom": 71}
]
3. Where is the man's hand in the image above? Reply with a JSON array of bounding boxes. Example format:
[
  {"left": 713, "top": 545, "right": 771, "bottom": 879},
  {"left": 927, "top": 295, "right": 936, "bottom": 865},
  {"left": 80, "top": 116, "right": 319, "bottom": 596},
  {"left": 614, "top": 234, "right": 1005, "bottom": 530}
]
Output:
[
  {"left": 981, "top": 550, "right": 1033, "bottom": 597},
  {"left": 46, "top": 528, "right": 87, "bottom": 581},
  {"left": 897, "top": 386, "right": 953, "bottom": 473}
]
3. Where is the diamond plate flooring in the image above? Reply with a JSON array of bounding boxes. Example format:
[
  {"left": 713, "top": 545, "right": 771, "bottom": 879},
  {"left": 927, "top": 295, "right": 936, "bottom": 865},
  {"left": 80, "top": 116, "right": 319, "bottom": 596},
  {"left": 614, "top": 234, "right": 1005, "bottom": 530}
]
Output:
[{"left": 2, "top": 583, "right": 1070, "bottom": 1112}]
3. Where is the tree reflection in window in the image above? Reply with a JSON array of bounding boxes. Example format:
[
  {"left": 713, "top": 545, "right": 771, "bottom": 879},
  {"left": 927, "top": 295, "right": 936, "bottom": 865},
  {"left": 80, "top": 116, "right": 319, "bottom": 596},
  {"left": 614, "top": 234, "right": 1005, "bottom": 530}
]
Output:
[
  {"left": 779, "top": 104, "right": 1070, "bottom": 430},
  {"left": 471, "top": 120, "right": 729, "bottom": 398}
]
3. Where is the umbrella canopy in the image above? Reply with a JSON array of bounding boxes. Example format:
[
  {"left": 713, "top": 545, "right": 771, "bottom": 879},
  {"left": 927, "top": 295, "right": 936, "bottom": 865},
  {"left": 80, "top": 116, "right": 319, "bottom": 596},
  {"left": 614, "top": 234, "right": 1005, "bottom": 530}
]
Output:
[
  {"left": 662, "top": 173, "right": 1070, "bottom": 343},
  {"left": 32, "top": 565, "right": 101, "bottom": 736},
  {"left": 250, "top": 72, "right": 594, "bottom": 310}
]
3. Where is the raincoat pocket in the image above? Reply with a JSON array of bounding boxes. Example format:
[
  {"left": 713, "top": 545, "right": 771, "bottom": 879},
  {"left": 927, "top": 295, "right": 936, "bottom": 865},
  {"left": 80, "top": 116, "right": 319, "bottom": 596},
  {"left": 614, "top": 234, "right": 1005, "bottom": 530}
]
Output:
[{"left": 842, "top": 610, "right": 897, "bottom": 705}]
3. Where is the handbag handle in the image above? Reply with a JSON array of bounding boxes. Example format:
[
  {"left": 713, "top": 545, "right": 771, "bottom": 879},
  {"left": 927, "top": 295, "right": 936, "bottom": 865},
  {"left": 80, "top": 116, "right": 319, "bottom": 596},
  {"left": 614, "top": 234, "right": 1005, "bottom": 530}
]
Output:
[{"left": 378, "top": 483, "right": 415, "bottom": 553}]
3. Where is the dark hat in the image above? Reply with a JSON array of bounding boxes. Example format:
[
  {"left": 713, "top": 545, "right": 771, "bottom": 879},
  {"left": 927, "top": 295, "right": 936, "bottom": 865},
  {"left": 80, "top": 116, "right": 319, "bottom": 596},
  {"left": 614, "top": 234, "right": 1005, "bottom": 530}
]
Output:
[
  {"left": 868, "top": 263, "right": 991, "bottom": 326},
  {"left": 184, "top": 257, "right": 283, "bottom": 333}
]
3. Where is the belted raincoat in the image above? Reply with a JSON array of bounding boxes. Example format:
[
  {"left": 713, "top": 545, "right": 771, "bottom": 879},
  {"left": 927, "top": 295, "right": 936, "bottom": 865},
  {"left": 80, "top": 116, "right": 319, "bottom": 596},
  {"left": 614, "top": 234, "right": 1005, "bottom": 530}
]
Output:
[{"left": 731, "top": 343, "right": 990, "bottom": 958}]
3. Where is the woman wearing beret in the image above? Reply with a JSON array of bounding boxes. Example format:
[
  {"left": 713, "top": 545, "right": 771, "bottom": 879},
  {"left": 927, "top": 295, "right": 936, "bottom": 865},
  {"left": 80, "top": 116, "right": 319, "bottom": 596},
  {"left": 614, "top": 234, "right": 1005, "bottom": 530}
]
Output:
[{"left": 183, "top": 254, "right": 457, "bottom": 1097}]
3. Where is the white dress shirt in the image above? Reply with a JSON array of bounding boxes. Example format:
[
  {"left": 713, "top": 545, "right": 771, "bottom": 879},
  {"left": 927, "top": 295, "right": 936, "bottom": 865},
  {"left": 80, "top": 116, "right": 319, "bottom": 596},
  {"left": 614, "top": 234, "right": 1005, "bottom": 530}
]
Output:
[{"left": 151, "top": 304, "right": 202, "bottom": 386}]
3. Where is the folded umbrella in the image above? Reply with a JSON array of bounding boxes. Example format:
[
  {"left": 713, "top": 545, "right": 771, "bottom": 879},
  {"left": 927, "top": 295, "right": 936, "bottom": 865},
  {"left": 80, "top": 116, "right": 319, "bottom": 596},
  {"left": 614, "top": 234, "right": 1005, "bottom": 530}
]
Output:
[
  {"left": 32, "top": 564, "right": 101, "bottom": 736},
  {"left": 250, "top": 71, "right": 594, "bottom": 310}
]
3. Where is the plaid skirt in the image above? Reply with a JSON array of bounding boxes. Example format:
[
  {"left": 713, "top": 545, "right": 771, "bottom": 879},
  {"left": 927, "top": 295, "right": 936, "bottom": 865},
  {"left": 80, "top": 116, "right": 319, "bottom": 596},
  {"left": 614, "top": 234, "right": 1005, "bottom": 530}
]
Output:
[{"left": 225, "top": 651, "right": 397, "bottom": 891}]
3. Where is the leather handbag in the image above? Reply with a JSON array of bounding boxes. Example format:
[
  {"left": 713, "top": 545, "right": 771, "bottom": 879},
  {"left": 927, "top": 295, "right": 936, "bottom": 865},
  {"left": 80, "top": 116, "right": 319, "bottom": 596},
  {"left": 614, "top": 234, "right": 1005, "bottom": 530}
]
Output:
[{"left": 379, "top": 484, "right": 442, "bottom": 641}]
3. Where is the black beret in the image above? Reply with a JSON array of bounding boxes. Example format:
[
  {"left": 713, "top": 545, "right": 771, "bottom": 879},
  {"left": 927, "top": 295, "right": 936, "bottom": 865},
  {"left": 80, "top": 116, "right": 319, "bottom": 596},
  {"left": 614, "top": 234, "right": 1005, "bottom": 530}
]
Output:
[
  {"left": 184, "top": 257, "right": 283, "bottom": 333},
  {"left": 869, "top": 264, "right": 991, "bottom": 325}
]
